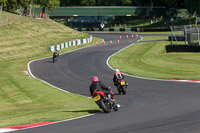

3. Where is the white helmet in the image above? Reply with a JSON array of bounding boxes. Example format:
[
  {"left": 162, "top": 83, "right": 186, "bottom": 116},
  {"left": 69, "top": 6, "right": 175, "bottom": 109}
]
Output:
[{"left": 115, "top": 69, "right": 120, "bottom": 73}]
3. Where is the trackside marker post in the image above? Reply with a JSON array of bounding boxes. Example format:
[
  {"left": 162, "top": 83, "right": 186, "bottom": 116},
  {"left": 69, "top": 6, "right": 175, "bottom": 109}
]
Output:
[
  {"left": 103, "top": 41, "right": 106, "bottom": 45},
  {"left": 120, "top": 35, "right": 122, "bottom": 39},
  {"left": 136, "top": 34, "right": 139, "bottom": 38},
  {"left": 118, "top": 40, "right": 120, "bottom": 44},
  {"left": 126, "top": 35, "right": 128, "bottom": 39},
  {"left": 132, "top": 34, "right": 134, "bottom": 38},
  {"left": 110, "top": 40, "right": 112, "bottom": 44}
]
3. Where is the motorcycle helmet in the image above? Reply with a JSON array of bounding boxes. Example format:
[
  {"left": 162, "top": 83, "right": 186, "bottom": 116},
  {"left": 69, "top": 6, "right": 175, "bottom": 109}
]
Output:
[
  {"left": 115, "top": 69, "right": 120, "bottom": 73},
  {"left": 92, "top": 76, "right": 99, "bottom": 82}
]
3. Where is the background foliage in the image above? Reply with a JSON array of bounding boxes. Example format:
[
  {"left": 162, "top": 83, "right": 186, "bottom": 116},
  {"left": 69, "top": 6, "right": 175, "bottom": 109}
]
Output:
[{"left": 0, "top": 0, "right": 199, "bottom": 17}]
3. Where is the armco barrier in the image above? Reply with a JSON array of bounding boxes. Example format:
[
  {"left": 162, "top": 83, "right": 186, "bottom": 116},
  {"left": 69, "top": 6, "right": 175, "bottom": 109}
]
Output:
[
  {"left": 47, "top": 36, "right": 92, "bottom": 52},
  {"left": 165, "top": 44, "right": 200, "bottom": 52},
  {"left": 74, "top": 27, "right": 170, "bottom": 32}
]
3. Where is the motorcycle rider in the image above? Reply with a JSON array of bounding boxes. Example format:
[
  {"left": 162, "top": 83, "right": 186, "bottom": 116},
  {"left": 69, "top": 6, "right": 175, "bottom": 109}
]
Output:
[
  {"left": 53, "top": 50, "right": 59, "bottom": 59},
  {"left": 90, "top": 76, "right": 115, "bottom": 101},
  {"left": 113, "top": 69, "right": 124, "bottom": 86}
]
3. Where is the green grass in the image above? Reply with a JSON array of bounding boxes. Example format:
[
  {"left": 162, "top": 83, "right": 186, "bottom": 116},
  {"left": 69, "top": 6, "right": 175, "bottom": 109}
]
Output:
[
  {"left": 0, "top": 13, "right": 102, "bottom": 128},
  {"left": 109, "top": 35, "right": 200, "bottom": 80}
]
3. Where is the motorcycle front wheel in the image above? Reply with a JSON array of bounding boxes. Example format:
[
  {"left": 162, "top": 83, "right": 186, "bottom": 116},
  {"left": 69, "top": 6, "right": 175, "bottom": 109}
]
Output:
[
  {"left": 99, "top": 98, "right": 110, "bottom": 113},
  {"left": 113, "top": 104, "right": 119, "bottom": 111}
]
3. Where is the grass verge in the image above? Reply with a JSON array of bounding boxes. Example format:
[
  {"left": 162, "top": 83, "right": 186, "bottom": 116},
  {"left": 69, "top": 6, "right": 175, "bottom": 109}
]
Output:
[
  {"left": 109, "top": 35, "right": 200, "bottom": 80},
  {"left": 0, "top": 14, "right": 102, "bottom": 128}
]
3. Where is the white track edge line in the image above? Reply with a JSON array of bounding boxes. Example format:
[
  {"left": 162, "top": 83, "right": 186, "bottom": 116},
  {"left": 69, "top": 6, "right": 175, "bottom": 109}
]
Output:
[
  {"left": 12, "top": 113, "right": 97, "bottom": 132},
  {"left": 9, "top": 34, "right": 197, "bottom": 132},
  {"left": 106, "top": 37, "right": 200, "bottom": 84},
  {"left": 28, "top": 39, "right": 105, "bottom": 93},
  {"left": 18, "top": 39, "right": 105, "bottom": 131}
]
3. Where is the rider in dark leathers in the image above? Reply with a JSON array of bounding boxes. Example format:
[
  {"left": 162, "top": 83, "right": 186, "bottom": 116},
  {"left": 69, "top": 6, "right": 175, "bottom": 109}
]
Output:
[
  {"left": 90, "top": 76, "right": 115, "bottom": 100},
  {"left": 113, "top": 69, "right": 124, "bottom": 86},
  {"left": 53, "top": 50, "right": 59, "bottom": 59}
]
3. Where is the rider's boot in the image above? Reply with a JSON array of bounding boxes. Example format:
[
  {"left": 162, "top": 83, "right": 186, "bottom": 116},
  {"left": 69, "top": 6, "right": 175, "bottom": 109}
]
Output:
[{"left": 111, "top": 97, "right": 120, "bottom": 108}]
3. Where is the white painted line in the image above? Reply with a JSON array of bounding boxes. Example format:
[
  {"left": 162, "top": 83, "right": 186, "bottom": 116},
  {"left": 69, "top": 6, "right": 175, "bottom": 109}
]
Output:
[
  {"left": 15, "top": 114, "right": 96, "bottom": 132},
  {"left": 106, "top": 37, "right": 200, "bottom": 84},
  {"left": 0, "top": 114, "right": 98, "bottom": 133},
  {"left": 0, "top": 129, "right": 17, "bottom": 133},
  {"left": 28, "top": 39, "right": 105, "bottom": 94},
  {"left": 15, "top": 33, "right": 197, "bottom": 132},
  {"left": 23, "top": 39, "right": 105, "bottom": 131},
  {"left": 28, "top": 60, "right": 70, "bottom": 93}
]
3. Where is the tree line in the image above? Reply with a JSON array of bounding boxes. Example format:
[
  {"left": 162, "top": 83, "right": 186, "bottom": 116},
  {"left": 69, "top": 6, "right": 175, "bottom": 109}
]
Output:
[
  {"left": 0, "top": 0, "right": 60, "bottom": 15},
  {"left": 61, "top": 0, "right": 200, "bottom": 16},
  {"left": 0, "top": 0, "right": 199, "bottom": 17}
]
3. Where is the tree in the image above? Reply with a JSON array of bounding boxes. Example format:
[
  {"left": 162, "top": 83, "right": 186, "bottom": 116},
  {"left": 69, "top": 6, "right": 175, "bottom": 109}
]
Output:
[
  {"left": 184, "top": 0, "right": 200, "bottom": 16},
  {"left": 113, "top": 0, "right": 132, "bottom": 6},
  {"left": 37, "top": 0, "right": 60, "bottom": 18},
  {"left": 20, "top": 0, "right": 31, "bottom": 15},
  {"left": 0, "top": 0, "right": 7, "bottom": 7},
  {"left": 6, "top": 0, "right": 17, "bottom": 11},
  {"left": 0, "top": 0, "right": 7, "bottom": 12},
  {"left": 0, "top": 0, "right": 6, "bottom": 18},
  {"left": 94, "top": 0, "right": 132, "bottom": 6},
  {"left": 60, "top": 0, "right": 81, "bottom": 6},
  {"left": 81, "top": 0, "right": 96, "bottom": 6}
]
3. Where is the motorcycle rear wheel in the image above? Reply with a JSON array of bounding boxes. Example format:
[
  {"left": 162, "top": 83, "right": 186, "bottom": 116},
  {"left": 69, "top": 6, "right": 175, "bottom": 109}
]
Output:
[
  {"left": 53, "top": 57, "right": 56, "bottom": 62},
  {"left": 99, "top": 98, "right": 110, "bottom": 113},
  {"left": 121, "top": 86, "right": 126, "bottom": 94},
  {"left": 117, "top": 87, "right": 121, "bottom": 94}
]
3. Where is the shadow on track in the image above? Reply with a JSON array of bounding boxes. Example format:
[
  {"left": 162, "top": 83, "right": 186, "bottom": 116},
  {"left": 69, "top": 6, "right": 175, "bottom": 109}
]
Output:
[
  {"left": 61, "top": 110, "right": 100, "bottom": 114},
  {"left": 45, "top": 60, "right": 55, "bottom": 63}
]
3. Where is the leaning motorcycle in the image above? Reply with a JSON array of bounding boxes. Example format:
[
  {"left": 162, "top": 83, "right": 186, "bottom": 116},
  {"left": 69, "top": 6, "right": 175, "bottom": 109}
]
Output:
[
  {"left": 92, "top": 91, "right": 118, "bottom": 113},
  {"left": 116, "top": 79, "right": 128, "bottom": 95},
  {"left": 53, "top": 54, "right": 59, "bottom": 63}
]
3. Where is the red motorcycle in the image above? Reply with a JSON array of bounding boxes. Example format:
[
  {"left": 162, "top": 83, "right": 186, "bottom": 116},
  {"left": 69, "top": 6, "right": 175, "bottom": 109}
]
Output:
[{"left": 92, "top": 91, "right": 118, "bottom": 113}]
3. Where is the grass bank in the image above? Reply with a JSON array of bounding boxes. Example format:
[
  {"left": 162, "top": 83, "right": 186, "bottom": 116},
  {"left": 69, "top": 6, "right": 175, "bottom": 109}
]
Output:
[
  {"left": 0, "top": 13, "right": 102, "bottom": 128},
  {"left": 109, "top": 35, "right": 200, "bottom": 80}
]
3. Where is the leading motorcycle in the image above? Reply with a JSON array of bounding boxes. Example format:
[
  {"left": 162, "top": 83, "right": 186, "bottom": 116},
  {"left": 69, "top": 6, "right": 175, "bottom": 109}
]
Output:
[
  {"left": 92, "top": 91, "right": 118, "bottom": 113},
  {"left": 53, "top": 52, "right": 59, "bottom": 63},
  {"left": 115, "top": 79, "right": 128, "bottom": 95}
]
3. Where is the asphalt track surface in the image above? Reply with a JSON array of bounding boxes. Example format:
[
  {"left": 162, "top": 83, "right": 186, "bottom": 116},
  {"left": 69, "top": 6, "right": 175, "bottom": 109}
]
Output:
[{"left": 14, "top": 33, "right": 200, "bottom": 133}]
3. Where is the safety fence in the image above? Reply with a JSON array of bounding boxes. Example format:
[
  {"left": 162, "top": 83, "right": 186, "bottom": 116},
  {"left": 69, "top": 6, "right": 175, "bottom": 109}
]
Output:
[
  {"left": 0, "top": 11, "right": 50, "bottom": 25},
  {"left": 166, "top": 25, "right": 200, "bottom": 52},
  {"left": 169, "top": 26, "right": 200, "bottom": 45},
  {"left": 73, "top": 27, "right": 170, "bottom": 32},
  {"left": 0, "top": 12, "right": 30, "bottom": 25},
  {"left": 47, "top": 36, "right": 92, "bottom": 52}
]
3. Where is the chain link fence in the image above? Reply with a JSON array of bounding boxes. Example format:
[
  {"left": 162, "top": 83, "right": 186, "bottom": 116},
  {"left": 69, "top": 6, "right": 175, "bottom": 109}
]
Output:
[
  {"left": 170, "top": 25, "right": 200, "bottom": 46},
  {"left": 0, "top": 10, "right": 49, "bottom": 25},
  {"left": 187, "top": 26, "right": 200, "bottom": 45},
  {"left": 167, "top": 25, "right": 200, "bottom": 52}
]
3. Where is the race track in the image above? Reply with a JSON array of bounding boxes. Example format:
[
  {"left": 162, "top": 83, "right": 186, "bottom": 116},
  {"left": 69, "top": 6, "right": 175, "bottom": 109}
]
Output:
[{"left": 14, "top": 33, "right": 200, "bottom": 133}]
